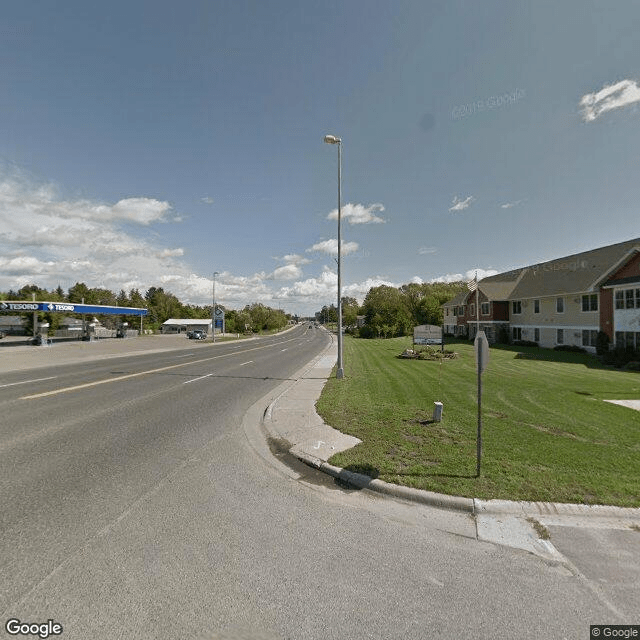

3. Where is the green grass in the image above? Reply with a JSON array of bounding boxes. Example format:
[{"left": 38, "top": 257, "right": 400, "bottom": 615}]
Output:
[{"left": 316, "top": 337, "right": 640, "bottom": 507}]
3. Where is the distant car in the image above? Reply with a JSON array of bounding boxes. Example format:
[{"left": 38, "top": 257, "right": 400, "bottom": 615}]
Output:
[
  {"left": 0, "top": 330, "right": 5, "bottom": 339},
  {"left": 189, "top": 330, "right": 207, "bottom": 340}
]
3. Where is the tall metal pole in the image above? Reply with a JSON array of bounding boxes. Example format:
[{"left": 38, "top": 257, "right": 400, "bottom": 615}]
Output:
[
  {"left": 324, "top": 134, "right": 344, "bottom": 379},
  {"left": 336, "top": 139, "right": 344, "bottom": 379},
  {"left": 212, "top": 271, "right": 219, "bottom": 343},
  {"left": 476, "top": 270, "right": 480, "bottom": 338}
]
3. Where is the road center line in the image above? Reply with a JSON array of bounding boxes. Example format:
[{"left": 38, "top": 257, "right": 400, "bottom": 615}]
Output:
[
  {"left": 20, "top": 337, "right": 300, "bottom": 400},
  {"left": 0, "top": 376, "right": 58, "bottom": 389},
  {"left": 240, "top": 361, "right": 253, "bottom": 366}
]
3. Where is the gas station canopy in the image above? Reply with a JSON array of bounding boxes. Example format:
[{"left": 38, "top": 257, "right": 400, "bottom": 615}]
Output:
[{"left": 0, "top": 301, "right": 147, "bottom": 316}]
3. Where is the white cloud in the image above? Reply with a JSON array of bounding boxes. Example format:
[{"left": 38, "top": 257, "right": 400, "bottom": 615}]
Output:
[
  {"left": 466, "top": 268, "right": 498, "bottom": 280},
  {"left": 201, "top": 197, "right": 215, "bottom": 204},
  {"left": 271, "top": 264, "right": 303, "bottom": 280},
  {"left": 306, "top": 238, "right": 359, "bottom": 257},
  {"left": 580, "top": 79, "right": 640, "bottom": 122},
  {"left": 449, "top": 195, "right": 475, "bottom": 212},
  {"left": 418, "top": 246, "right": 437, "bottom": 255},
  {"left": 107, "top": 198, "right": 172, "bottom": 224},
  {"left": 430, "top": 267, "right": 498, "bottom": 283},
  {"left": 500, "top": 200, "right": 521, "bottom": 209},
  {"left": 430, "top": 272, "right": 464, "bottom": 283},
  {"left": 158, "top": 248, "right": 184, "bottom": 258},
  {"left": 0, "top": 255, "right": 56, "bottom": 275},
  {"left": 274, "top": 253, "right": 311, "bottom": 266},
  {"left": 327, "top": 202, "right": 386, "bottom": 225}
]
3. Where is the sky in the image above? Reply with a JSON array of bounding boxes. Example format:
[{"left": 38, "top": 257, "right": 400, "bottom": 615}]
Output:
[{"left": 1, "top": 0, "right": 639, "bottom": 317}]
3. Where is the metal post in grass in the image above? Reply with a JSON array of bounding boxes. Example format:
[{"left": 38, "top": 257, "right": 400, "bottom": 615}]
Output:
[{"left": 474, "top": 330, "right": 489, "bottom": 477}]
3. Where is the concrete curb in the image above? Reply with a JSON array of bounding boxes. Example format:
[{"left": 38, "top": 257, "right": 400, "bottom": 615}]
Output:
[{"left": 293, "top": 450, "right": 475, "bottom": 512}]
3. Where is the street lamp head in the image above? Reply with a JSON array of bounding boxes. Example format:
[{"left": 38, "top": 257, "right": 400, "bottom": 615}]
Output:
[{"left": 323, "top": 134, "right": 341, "bottom": 144}]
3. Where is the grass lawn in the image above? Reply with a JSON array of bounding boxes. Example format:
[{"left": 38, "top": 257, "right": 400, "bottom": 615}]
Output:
[{"left": 316, "top": 336, "right": 640, "bottom": 507}]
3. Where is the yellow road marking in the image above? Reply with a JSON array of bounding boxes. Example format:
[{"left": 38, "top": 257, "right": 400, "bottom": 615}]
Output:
[{"left": 21, "top": 337, "right": 299, "bottom": 400}]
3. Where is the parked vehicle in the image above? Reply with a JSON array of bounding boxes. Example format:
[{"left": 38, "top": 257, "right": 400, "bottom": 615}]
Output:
[{"left": 189, "top": 330, "right": 207, "bottom": 340}]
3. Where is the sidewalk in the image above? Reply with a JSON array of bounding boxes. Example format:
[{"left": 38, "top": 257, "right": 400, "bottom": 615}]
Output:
[
  {"left": 259, "top": 330, "right": 640, "bottom": 560},
  {"left": 0, "top": 334, "right": 210, "bottom": 374}
]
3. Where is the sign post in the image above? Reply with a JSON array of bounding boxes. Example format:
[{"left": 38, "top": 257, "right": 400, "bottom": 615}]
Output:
[{"left": 474, "top": 330, "right": 489, "bottom": 477}]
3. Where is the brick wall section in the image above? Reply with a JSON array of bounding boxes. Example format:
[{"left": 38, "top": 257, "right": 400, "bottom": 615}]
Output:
[
  {"left": 493, "top": 301, "right": 509, "bottom": 321},
  {"left": 599, "top": 288, "right": 614, "bottom": 340},
  {"left": 608, "top": 250, "right": 640, "bottom": 281}
]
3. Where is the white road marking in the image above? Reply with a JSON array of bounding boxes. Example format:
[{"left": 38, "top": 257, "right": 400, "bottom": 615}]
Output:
[
  {"left": 184, "top": 373, "right": 214, "bottom": 384},
  {"left": 240, "top": 361, "right": 253, "bottom": 366},
  {"left": 0, "top": 376, "right": 57, "bottom": 389},
  {"left": 21, "top": 336, "right": 301, "bottom": 400},
  {"left": 175, "top": 353, "right": 194, "bottom": 358}
]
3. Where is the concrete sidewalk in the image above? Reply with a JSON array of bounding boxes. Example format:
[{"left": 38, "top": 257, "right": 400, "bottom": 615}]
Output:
[{"left": 259, "top": 330, "right": 640, "bottom": 560}]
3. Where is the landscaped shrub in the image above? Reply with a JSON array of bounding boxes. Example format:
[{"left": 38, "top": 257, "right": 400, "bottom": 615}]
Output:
[
  {"left": 602, "top": 346, "right": 640, "bottom": 368},
  {"left": 513, "top": 340, "right": 539, "bottom": 347},
  {"left": 399, "top": 347, "right": 457, "bottom": 360},
  {"left": 554, "top": 345, "right": 587, "bottom": 353},
  {"left": 596, "top": 331, "right": 610, "bottom": 356}
]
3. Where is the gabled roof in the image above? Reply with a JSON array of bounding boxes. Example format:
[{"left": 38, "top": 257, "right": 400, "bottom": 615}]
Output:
[
  {"left": 508, "top": 238, "right": 640, "bottom": 299},
  {"left": 442, "top": 292, "right": 468, "bottom": 307}
]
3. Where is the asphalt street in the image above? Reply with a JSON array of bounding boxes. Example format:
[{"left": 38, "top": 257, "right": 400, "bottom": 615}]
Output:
[{"left": 0, "top": 325, "right": 637, "bottom": 639}]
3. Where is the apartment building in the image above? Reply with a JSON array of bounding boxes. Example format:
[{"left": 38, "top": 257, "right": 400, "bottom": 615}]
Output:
[{"left": 442, "top": 238, "right": 640, "bottom": 352}]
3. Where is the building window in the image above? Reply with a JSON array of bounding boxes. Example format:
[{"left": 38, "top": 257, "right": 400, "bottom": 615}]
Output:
[
  {"left": 534, "top": 299, "right": 540, "bottom": 314},
  {"left": 556, "top": 297, "right": 564, "bottom": 313},
  {"left": 512, "top": 327, "right": 522, "bottom": 341},
  {"left": 512, "top": 301, "right": 522, "bottom": 314},
  {"left": 534, "top": 328, "right": 540, "bottom": 342},
  {"left": 615, "top": 331, "right": 624, "bottom": 347},
  {"left": 626, "top": 332, "right": 635, "bottom": 349},
  {"left": 615, "top": 291, "right": 625, "bottom": 310},
  {"left": 636, "top": 289, "right": 640, "bottom": 308},
  {"left": 481, "top": 302, "right": 490, "bottom": 315},
  {"left": 556, "top": 329, "right": 564, "bottom": 344},
  {"left": 581, "top": 294, "right": 598, "bottom": 312},
  {"left": 458, "top": 305, "right": 465, "bottom": 316},
  {"left": 582, "top": 330, "right": 598, "bottom": 347},
  {"left": 470, "top": 304, "right": 475, "bottom": 317},
  {"left": 626, "top": 289, "right": 634, "bottom": 309}
]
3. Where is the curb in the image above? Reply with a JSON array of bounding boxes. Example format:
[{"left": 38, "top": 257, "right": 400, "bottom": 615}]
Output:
[
  {"left": 289, "top": 450, "right": 640, "bottom": 520},
  {"left": 293, "top": 450, "right": 475, "bottom": 512}
]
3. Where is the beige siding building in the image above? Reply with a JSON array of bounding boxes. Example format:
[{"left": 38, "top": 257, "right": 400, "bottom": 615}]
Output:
[{"left": 441, "top": 237, "right": 640, "bottom": 352}]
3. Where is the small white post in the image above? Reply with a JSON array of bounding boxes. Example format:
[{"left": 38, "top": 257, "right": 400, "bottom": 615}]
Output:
[{"left": 433, "top": 401, "right": 443, "bottom": 422}]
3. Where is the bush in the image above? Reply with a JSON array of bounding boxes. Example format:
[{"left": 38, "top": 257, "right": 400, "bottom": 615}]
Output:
[
  {"left": 399, "top": 346, "right": 457, "bottom": 360},
  {"left": 603, "top": 346, "right": 640, "bottom": 368},
  {"left": 513, "top": 340, "right": 539, "bottom": 347},
  {"left": 553, "top": 345, "right": 587, "bottom": 353},
  {"left": 596, "top": 331, "right": 610, "bottom": 356},
  {"left": 623, "top": 361, "right": 640, "bottom": 372}
]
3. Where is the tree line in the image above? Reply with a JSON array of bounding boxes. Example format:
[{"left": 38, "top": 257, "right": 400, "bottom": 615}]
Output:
[
  {"left": 0, "top": 283, "right": 291, "bottom": 335},
  {"left": 316, "top": 281, "right": 467, "bottom": 338}
]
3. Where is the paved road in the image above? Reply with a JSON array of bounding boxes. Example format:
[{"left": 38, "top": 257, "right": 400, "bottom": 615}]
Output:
[{"left": 0, "top": 326, "right": 637, "bottom": 639}]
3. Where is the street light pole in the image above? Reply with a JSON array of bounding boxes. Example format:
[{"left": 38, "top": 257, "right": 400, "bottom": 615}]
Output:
[
  {"left": 212, "top": 271, "right": 219, "bottom": 343},
  {"left": 324, "top": 134, "right": 344, "bottom": 379}
]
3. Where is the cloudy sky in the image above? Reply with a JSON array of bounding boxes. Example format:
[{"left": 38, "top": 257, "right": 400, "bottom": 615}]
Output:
[{"left": 1, "top": 1, "right": 639, "bottom": 316}]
